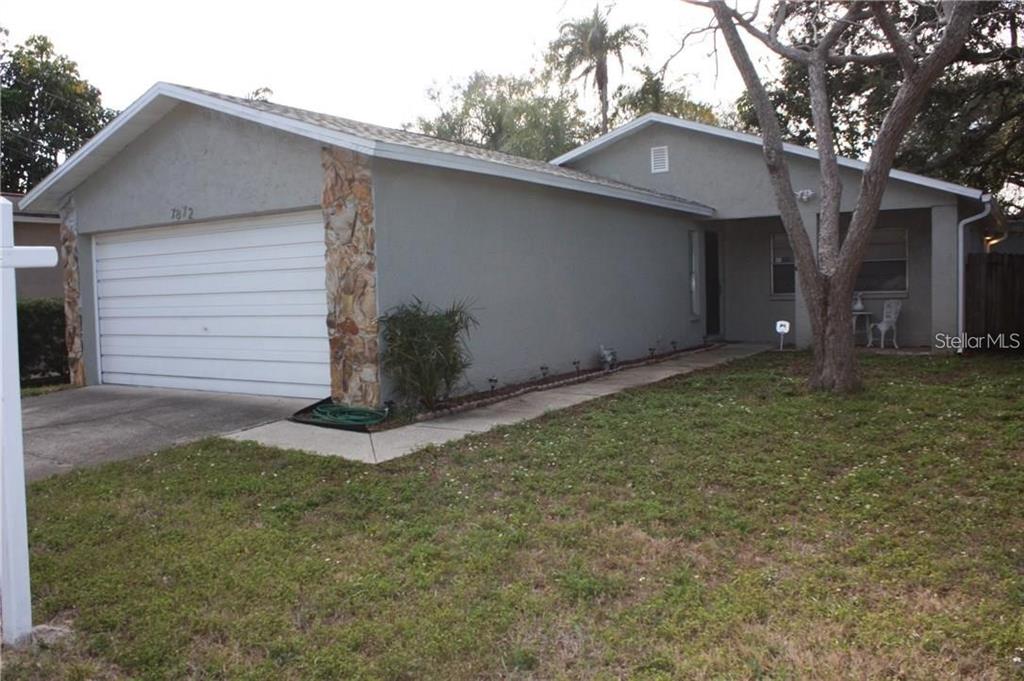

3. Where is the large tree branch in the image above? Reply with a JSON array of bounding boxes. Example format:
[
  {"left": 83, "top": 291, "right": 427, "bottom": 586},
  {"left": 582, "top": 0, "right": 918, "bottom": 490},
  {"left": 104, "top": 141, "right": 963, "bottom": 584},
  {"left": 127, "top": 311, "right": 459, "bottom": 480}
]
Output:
[
  {"left": 688, "top": 0, "right": 811, "bottom": 63},
  {"left": 807, "top": 57, "right": 842, "bottom": 276},
  {"left": 768, "top": 1, "right": 788, "bottom": 43},
  {"left": 701, "top": 0, "right": 824, "bottom": 313},
  {"left": 871, "top": 2, "right": 918, "bottom": 75},
  {"left": 810, "top": 1, "right": 873, "bottom": 274},
  {"left": 837, "top": 0, "right": 980, "bottom": 277},
  {"left": 825, "top": 52, "right": 899, "bottom": 65},
  {"left": 816, "top": 2, "right": 872, "bottom": 54},
  {"left": 958, "top": 45, "right": 1024, "bottom": 63}
]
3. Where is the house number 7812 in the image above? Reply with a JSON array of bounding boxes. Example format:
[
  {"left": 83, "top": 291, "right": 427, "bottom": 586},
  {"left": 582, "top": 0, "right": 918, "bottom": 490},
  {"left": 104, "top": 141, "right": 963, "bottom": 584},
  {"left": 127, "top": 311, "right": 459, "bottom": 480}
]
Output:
[{"left": 170, "top": 206, "right": 195, "bottom": 221}]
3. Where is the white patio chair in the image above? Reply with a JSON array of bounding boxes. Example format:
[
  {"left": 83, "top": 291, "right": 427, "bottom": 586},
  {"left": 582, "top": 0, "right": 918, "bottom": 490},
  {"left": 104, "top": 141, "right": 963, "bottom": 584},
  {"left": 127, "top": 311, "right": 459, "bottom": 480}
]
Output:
[{"left": 867, "top": 300, "right": 902, "bottom": 349}]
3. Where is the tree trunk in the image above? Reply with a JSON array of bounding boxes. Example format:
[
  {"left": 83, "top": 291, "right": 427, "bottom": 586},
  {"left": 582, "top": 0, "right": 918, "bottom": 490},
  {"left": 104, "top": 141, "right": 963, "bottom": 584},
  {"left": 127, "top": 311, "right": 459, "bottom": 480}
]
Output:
[
  {"left": 701, "top": 0, "right": 979, "bottom": 393},
  {"left": 597, "top": 58, "right": 610, "bottom": 133},
  {"left": 600, "top": 90, "right": 609, "bottom": 133},
  {"left": 809, "top": 276, "right": 860, "bottom": 392}
]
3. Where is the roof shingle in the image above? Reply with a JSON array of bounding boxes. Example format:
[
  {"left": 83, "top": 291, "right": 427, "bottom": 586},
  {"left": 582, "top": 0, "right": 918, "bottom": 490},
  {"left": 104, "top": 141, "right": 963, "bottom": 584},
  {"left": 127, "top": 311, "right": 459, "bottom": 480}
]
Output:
[{"left": 178, "top": 85, "right": 714, "bottom": 215}]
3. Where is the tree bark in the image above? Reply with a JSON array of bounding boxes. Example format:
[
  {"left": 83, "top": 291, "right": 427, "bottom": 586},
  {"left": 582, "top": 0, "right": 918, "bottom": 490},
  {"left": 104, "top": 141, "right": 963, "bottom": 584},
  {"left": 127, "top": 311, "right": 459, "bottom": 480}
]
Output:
[
  {"left": 711, "top": 2, "right": 829, "bottom": 381},
  {"left": 597, "top": 58, "right": 610, "bottom": 133},
  {"left": 808, "top": 274, "right": 859, "bottom": 392}
]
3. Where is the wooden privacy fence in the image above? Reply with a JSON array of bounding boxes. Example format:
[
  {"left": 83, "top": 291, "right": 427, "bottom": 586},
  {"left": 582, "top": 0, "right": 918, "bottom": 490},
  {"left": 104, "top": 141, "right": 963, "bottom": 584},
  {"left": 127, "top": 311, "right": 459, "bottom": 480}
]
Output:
[{"left": 965, "top": 253, "right": 1024, "bottom": 344}]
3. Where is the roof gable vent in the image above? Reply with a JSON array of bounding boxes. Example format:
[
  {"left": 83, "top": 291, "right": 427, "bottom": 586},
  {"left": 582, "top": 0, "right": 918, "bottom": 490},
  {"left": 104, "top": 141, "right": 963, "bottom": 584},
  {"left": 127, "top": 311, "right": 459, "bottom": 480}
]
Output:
[{"left": 650, "top": 145, "right": 669, "bottom": 174}]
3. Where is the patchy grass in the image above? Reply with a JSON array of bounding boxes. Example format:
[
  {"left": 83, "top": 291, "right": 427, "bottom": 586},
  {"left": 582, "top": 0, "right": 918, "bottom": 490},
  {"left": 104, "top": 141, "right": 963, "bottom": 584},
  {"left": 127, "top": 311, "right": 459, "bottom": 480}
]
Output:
[
  {"left": 4, "top": 352, "right": 1023, "bottom": 680},
  {"left": 20, "top": 383, "right": 74, "bottom": 399}
]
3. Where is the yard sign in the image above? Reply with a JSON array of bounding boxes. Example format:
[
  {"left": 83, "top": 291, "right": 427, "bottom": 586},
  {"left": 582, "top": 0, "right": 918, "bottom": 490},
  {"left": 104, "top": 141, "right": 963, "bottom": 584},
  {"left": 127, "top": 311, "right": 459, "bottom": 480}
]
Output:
[{"left": 1, "top": 196, "right": 58, "bottom": 645}]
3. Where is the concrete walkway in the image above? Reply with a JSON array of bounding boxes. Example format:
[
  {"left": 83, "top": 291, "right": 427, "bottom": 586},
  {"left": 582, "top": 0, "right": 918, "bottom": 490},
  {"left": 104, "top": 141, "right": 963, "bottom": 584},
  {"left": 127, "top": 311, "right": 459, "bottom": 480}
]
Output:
[{"left": 228, "top": 343, "right": 769, "bottom": 464}]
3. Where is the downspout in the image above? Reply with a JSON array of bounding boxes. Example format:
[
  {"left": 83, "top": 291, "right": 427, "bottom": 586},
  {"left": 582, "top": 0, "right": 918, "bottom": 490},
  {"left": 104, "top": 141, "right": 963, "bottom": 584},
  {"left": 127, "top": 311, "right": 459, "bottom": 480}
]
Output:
[{"left": 956, "top": 193, "right": 993, "bottom": 354}]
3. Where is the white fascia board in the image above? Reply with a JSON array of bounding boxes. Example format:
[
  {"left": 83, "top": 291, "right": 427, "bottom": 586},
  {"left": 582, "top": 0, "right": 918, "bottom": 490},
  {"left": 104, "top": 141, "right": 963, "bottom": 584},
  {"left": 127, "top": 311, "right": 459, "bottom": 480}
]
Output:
[
  {"left": 372, "top": 141, "right": 714, "bottom": 216},
  {"left": 550, "top": 114, "right": 658, "bottom": 165},
  {"left": 20, "top": 84, "right": 169, "bottom": 212},
  {"left": 552, "top": 113, "right": 985, "bottom": 201}
]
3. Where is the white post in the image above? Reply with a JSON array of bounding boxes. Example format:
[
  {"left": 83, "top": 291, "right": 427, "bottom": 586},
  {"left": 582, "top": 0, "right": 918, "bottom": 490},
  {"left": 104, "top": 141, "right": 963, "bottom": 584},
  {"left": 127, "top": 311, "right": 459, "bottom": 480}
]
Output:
[{"left": 0, "top": 196, "right": 58, "bottom": 646}]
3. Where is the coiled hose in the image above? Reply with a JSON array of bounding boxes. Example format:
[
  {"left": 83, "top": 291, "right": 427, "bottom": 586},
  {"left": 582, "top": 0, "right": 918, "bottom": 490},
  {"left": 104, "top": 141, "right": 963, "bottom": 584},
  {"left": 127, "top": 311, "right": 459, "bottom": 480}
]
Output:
[{"left": 308, "top": 402, "right": 387, "bottom": 427}]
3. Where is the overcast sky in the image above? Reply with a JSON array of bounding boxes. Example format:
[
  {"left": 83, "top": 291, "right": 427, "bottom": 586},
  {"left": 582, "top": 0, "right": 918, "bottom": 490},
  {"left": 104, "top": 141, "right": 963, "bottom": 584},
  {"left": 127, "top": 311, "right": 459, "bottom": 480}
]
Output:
[{"left": 4, "top": 0, "right": 774, "bottom": 130}]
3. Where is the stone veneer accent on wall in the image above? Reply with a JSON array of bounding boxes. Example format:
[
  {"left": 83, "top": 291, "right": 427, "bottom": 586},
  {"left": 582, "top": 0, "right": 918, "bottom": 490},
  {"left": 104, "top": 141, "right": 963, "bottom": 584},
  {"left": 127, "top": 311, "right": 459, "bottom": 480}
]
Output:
[
  {"left": 321, "top": 146, "right": 380, "bottom": 407},
  {"left": 58, "top": 199, "right": 85, "bottom": 386}
]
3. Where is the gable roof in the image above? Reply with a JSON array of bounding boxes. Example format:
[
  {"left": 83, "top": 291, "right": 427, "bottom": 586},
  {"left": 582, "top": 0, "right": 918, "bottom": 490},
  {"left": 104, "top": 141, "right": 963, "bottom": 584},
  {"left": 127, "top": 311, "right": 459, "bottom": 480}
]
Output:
[
  {"left": 20, "top": 83, "right": 714, "bottom": 216},
  {"left": 551, "top": 112, "right": 985, "bottom": 201}
]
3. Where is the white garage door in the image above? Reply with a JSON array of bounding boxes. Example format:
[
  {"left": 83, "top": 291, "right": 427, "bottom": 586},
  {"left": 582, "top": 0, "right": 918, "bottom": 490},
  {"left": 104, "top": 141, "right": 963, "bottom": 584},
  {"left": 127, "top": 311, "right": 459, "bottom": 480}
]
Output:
[{"left": 94, "top": 211, "right": 330, "bottom": 398}]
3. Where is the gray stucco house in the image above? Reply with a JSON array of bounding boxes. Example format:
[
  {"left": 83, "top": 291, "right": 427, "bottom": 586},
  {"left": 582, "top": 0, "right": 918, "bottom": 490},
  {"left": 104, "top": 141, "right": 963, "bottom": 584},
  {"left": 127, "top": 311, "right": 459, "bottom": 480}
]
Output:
[{"left": 20, "top": 83, "right": 1001, "bottom": 405}]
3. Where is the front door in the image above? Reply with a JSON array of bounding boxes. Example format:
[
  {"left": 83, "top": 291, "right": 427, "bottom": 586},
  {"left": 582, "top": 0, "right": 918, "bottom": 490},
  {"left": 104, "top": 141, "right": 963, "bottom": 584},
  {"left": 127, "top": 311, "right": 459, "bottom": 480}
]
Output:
[{"left": 704, "top": 231, "right": 721, "bottom": 337}]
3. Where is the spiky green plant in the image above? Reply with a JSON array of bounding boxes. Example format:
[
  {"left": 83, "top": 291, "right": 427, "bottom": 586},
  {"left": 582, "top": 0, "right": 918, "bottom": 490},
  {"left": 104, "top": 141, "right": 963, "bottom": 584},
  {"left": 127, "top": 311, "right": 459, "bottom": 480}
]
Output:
[{"left": 380, "top": 298, "right": 478, "bottom": 410}]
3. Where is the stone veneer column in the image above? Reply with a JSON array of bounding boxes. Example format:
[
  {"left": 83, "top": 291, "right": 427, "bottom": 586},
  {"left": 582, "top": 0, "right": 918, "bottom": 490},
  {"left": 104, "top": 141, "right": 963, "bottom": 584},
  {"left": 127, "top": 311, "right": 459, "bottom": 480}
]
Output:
[
  {"left": 320, "top": 147, "right": 380, "bottom": 406},
  {"left": 58, "top": 199, "right": 86, "bottom": 386}
]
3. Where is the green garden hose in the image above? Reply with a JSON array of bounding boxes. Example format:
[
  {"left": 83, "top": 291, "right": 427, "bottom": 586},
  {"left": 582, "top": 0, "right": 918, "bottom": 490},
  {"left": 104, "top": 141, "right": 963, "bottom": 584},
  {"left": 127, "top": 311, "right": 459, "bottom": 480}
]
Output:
[{"left": 308, "top": 403, "right": 387, "bottom": 427}]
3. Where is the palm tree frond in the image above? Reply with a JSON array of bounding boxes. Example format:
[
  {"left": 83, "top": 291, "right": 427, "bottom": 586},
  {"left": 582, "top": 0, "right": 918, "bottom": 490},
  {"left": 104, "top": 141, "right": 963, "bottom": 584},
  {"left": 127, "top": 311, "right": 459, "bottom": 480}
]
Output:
[{"left": 547, "top": 4, "right": 647, "bottom": 132}]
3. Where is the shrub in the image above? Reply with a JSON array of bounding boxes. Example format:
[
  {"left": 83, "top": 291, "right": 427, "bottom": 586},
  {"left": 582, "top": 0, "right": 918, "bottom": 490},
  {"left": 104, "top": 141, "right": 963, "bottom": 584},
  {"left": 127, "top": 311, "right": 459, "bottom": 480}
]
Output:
[
  {"left": 380, "top": 298, "right": 478, "bottom": 410},
  {"left": 17, "top": 297, "right": 67, "bottom": 383}
]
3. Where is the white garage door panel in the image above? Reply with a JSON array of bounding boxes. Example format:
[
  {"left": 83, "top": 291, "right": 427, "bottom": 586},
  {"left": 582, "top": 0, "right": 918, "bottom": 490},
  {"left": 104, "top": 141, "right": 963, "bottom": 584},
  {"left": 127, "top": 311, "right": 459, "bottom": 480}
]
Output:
[
  {"left": 95, "top": 216, "right": 324, "bottom": 258},
  {"left": 99, "top": 303, "right": 326, "bottom": 319},
  {"left": 99, "top": 315, "right": 328, "bottom": 338},
  {"left": 100, "top": 335, "right": 327, "bottom": 355},
  {"left": 99, "top": 268, "right": 324, "bottom": 298},
  {"left": 101, "top": 356, "right": 328, "bottom": 385},
  {"left": 95, "top": 211, "right": 331, "bottom": 398},
  {"left": 99, "top": 255, "right": 327, "bottom": 280},
  {"left": 95, "top": 241, "right": 323, "bottom": 273},
  {"left": 101, "top": 344, "right": 328, "bottom": 365},
  {"left": 100, "top": 373, "right": 327, "bottom": 399},
  {"left": 98, "top": 290, "right": 327, "bottom": 311}
]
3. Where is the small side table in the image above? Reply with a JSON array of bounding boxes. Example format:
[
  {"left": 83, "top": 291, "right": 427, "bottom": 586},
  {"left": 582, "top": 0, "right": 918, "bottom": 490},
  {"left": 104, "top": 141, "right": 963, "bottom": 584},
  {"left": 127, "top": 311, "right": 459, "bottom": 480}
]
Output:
[{"left": 852, "top": 310, "right": 873, "bottom": 345}]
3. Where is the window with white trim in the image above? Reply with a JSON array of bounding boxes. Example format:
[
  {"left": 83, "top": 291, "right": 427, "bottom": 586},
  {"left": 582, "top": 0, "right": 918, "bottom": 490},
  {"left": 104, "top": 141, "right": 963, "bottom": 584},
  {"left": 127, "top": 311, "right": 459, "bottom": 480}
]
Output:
[{"left": 650, "top": 146, "right": 669, "bottom": 174}]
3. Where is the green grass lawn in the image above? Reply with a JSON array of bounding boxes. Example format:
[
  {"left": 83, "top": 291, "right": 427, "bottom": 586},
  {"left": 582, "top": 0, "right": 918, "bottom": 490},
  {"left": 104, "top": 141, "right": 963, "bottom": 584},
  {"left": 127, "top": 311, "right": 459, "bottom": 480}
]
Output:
[{"left": 5, "top": 353, "right": 1023, "bottom": 680}]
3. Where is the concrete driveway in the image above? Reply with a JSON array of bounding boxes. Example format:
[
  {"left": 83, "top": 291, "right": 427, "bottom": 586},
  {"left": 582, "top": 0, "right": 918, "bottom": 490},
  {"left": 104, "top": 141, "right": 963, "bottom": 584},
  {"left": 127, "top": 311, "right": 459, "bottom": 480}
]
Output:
[{"left": 22, "top": 385, "right": 310, "bottom": 481}]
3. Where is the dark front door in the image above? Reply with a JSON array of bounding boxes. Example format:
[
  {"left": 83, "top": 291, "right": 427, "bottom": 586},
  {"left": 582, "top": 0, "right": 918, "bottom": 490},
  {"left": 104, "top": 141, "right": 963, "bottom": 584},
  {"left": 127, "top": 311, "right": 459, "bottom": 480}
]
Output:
[{"left": 704, "top": 231, "right": 721, "bottom": 337}]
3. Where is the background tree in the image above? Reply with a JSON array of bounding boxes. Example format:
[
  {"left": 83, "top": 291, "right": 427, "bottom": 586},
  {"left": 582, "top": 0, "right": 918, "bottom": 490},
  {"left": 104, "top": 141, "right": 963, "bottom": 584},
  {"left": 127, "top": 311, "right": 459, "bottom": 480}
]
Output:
[
  {"left": 687, "top": 0, "right": 980, "bottom": 392},
  {"left": 548, "top": 6, "right": 647, "bottom": 133},
  {"left": 410, "top": 71, "right": 593, "bottom": 161},
  {"left": 1, "top": 33, "right": 114, "bottom": 194},
  {"left": 245, "top": 86, "right": 273, "bottom": 102},
  {"left": 613, "top": 66, "right": 717, "bottom": 125},
  {"left": 736, "top": 1, "right": 1024, "bottom": 217}
]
